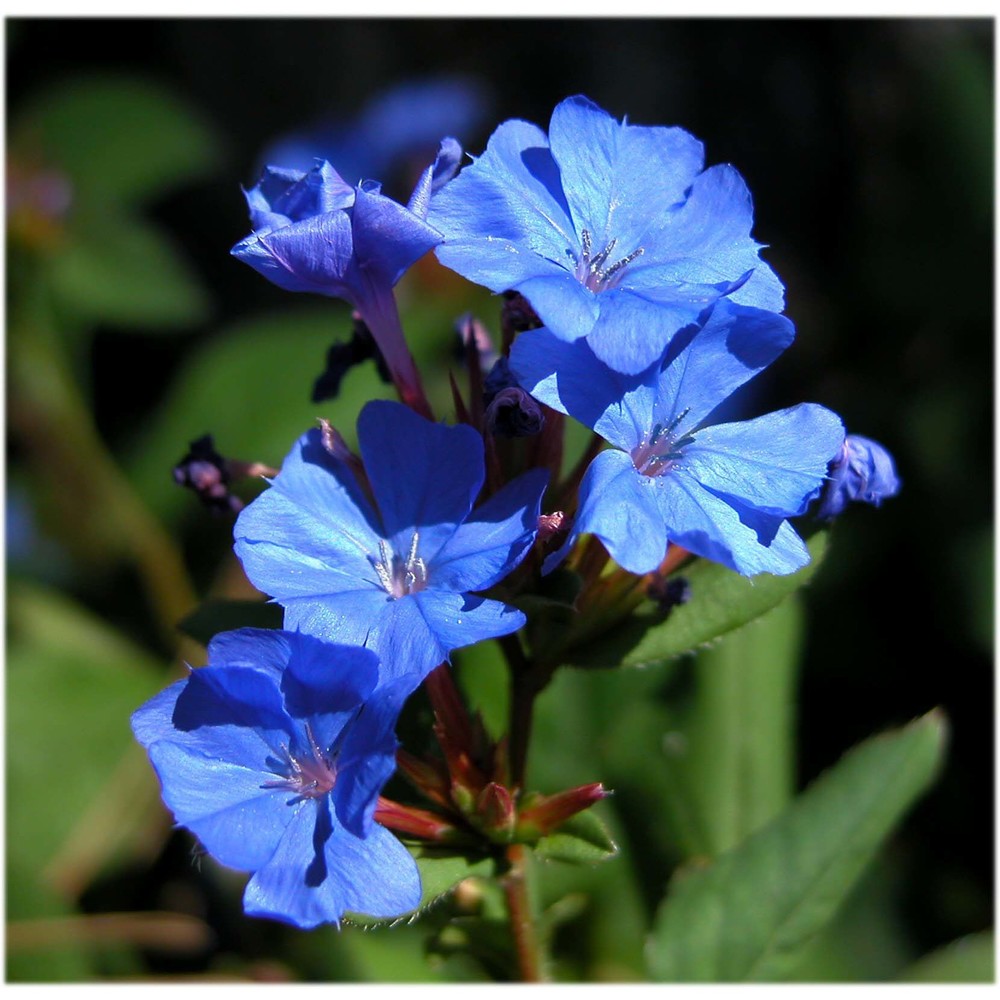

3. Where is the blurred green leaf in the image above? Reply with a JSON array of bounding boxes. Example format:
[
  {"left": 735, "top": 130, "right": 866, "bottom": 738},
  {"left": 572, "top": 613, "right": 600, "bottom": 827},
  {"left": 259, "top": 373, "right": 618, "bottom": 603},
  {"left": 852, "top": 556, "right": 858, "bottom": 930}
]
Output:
[
  {"left": 49, "top": 211, "right": 211, "bottom": 330},
  {"left": 6, "top": 582, "right": 166, "bottom": 943},
  {"left": 11, "top": 74, "right": 219, "bottom": 206},
  {"left": 659, "top": 597, "right": 802, "bottom": 858},
  {"left": 533, "top": 809, "right": 618, "bottom": 865},
  {"left": 898, "top": 929, "right": 995, "bottom": 983},
  {"left": 561, "top": 532, "right": 827, "bottom": 671},
  {"left": 176, "top": 598, "right": 283, "bottom": 648},
  {"left": 646, "top": 711, "right": 948, "bottom": 982}
]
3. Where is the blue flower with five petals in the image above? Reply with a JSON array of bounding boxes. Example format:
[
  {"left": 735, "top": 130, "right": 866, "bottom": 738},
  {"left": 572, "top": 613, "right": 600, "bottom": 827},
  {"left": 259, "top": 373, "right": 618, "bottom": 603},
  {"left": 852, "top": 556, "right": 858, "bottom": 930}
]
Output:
[
  {"left": 429, "top": 95, "right": 784, "bottom": 376},
  {"left": 234, "top": 400, "right": 548, "bottom": 686},
  {"left": 131, "top": 628, "right": 420, "bottom": 929},
  {"left": 510, "top": 301, "right": 845, "bottom": 577}
]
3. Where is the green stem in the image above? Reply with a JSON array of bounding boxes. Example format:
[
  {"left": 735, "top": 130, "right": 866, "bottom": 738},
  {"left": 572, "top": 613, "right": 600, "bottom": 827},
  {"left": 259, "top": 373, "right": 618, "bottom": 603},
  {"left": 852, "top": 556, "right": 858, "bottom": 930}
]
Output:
[
  {"left": 503, "top": 843, "right": 544, "bottom": 982},
  {"left": 499, "top": 633, "right": 541, "bottom": 791}
]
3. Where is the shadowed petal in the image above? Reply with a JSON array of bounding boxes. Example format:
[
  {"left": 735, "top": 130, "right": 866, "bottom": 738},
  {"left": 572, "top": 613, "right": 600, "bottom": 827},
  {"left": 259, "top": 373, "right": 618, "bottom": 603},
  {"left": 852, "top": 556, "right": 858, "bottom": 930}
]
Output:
[
  {"left": 430, "top": 468, "right": 548, "bottom": 592},
  {"left": 656, "top": 471, "right": 811, "bottom": 576},
  {"left": 244, "top": 801, "right": 420, "bottom": 929},
  {"left": 510, "top": 327, "right": 653, "bottom": 451},
  {"left": 358, "top": 400, "right": 485, "bottom": 562}
]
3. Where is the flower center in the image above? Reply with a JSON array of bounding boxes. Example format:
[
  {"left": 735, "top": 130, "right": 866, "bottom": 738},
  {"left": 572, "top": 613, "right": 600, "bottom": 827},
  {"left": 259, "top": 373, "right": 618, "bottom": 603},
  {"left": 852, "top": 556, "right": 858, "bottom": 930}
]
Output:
[
  {"left": 373, "top": 532, "right": 428, "bottom": 598},
  {"left": 573, "top": 228, "right": 645, "bottom": 292},
  {"left": 262, "top": 723, "right": 337, "bottom": 802},
  {"left": 631, "top": 409, "right": 693, "bottom": 478}
]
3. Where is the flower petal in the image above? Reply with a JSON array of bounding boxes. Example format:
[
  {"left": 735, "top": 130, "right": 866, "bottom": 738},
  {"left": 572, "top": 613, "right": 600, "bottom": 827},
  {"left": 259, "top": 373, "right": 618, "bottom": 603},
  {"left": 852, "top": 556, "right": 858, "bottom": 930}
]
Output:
[
  {"left": 430, "top": 468, "right": 548, "bottom": 592},
  {"left": 243, "top": 800, "right": 420, "bottom": 928},
  {"left": 358, "top": 400, "right": 484, "bottom": 563},
  {"left": 334, "top": 676, "right": 413, "bottom": 838},
  {"left": 231, "top": 211, "right": 357, "bottom": 299},
  {"left": 681, "top": 404, "right": 845, "bottom": 516},
  {"left": 635, "top": 164, "right": 785, "bottom": 312},
  {"left": 411, "top": 590, "right": 526, "bottom": 665},
  {"left": 545, "top": 449, "right": 667, "bottom": 575},
  {"left": 205, "top": 628, "right": 293, "bottom": 682},
  {"left": 655, "top": 302, "right": 797, "bottom": 431},
  {"left": 656, "top": 471, "right": 810, "bottom": 576},
  {"left": 429, "top": 117, "right": 576, "bottom": 289},
  {"left": 587, "top": 286, "right": 719, "bottom": 375},
  {"left": 351, "top": 182, "right": 442, "bottom": 288},
  {"left": 234, "top": 429, "right": 385, "bottom": 602},
  {"left": 513, "top": 271, "right": 600, "bottom": 343},
  {"left": 146, "top": 740, "right": 295, "bottom": 871},
  {"left": 547, "top": 95, "right": 704, "bottom": 254},
  {"left": 280, "top": 633, "right": 379, "bottom": 720},
  {"left": 509, "top": 327, "right": 653, "bottom": 450}
]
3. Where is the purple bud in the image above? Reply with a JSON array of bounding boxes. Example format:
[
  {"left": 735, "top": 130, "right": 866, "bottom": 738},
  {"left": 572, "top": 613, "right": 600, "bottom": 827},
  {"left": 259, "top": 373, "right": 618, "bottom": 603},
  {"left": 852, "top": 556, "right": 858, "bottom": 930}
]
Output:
[
  {"left": 816, "top": 434, "right": 901, "bottom": 520},
  {"left": 486, "top": 387, "right": 545, "bottom": 438},
  {"left": 172, "top": 435, "right": 243, "bottom": 515},
  {"left": 453, "top": 312, "right": 497, "bottom": 370}
]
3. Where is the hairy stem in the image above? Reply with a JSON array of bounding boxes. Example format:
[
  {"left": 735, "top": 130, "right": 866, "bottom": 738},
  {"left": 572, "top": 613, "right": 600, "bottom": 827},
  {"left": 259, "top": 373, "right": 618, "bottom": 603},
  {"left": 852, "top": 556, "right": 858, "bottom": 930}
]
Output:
[{"left": 503, "top": 843, "right": 544, "bottom": 982}]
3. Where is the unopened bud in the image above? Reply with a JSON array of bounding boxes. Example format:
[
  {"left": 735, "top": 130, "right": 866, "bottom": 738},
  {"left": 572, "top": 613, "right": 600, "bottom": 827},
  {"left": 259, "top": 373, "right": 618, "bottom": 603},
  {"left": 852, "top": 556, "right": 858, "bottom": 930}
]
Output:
[
  {"left": 517, "top": 782, "right": 610, "bottom": 837},
  {"left": 485, "top": 386, "right": 544, "bottom": 438},
  {"left": 172, "top": 435, "right": 243, "bottom": 515},
  {"left": 537, "top": 511, "right": 567, "bottom": 543},
  {"left": 476, "top": 782, "right": 516, "bottom": 842},
  {"left": 815, "top": 434, "right": 901, "bottom": 520},
  {"left": 454, "top": 312, "right": 497, "bottom": 370}
]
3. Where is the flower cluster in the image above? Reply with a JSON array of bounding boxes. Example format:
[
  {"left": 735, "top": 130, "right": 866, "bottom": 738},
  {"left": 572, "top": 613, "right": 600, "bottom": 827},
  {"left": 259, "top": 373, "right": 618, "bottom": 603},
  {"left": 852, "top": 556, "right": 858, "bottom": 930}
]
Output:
[{"left": 137, "top": 94, "right": 898, "bottom": 930}]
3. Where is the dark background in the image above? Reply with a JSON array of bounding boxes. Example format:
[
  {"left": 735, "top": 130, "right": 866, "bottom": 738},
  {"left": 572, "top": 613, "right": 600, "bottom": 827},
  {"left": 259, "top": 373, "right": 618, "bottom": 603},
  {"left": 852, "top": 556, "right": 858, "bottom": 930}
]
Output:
[{"left": 7, "top": 16, "right": 993, "bottom": 978}]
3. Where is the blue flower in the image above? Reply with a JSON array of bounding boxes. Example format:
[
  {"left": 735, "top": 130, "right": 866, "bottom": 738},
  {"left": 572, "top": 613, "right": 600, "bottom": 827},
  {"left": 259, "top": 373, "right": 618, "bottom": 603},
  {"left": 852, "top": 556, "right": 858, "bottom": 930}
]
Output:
[
  {"left": 428, "top": 95, "right": 784, "bottom": 376},
  {"left": 234, "top": 400, "right": 548, "bottom": 685},
  {"left": 510, "top": 301, "right": 845, "bottom": 577},
  {"left": 131, "top": 628, "right": 420, "bottom": 929},
  {"left": 815, "top": 434, "right": 901, "bottom": 520},
  {"left": 259, "top": 73, "right": 492, "bottom": 182},
  {"left": 232, "top": 143, "right": 461, "bottom": 415}
]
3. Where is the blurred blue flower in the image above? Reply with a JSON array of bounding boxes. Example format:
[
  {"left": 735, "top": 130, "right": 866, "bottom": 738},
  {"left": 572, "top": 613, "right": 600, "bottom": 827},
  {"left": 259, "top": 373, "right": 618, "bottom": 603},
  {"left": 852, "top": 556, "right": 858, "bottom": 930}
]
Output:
[
  {"left": 511, "top": 301, "right": 845, "bottom": 576},
  {"left": 234, "top": 401, "right": 548, "bottom": 684},
  {"left": 232, "top": 144, "right": 459, "bottom": 413},
  {"left": 429, "top": 95, "right": 785, "bottom": 375},
  {"left": 815, "top": 434, "right": 901, "bottom": 520},
  {"left": 259, "top": 74, "right": 492, "bottom": 185},
  {"left": 131, "top": 628, "right": 420, "bottom": 929}
]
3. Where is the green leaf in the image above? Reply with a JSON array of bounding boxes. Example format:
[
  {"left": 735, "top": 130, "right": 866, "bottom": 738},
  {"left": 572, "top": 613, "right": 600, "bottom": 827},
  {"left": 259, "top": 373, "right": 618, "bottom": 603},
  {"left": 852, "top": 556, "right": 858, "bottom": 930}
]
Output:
[
  {"left": 49, "top": 211, "right": 210, "bottom": 330},
  {"left": 176, "top": 599, "right": 283, "bottom": 648},
  {"left": 646, "top": 711, "right": 948, "bottom": 982},
  {"left": 344, "top": 848, "right": 494, "bottom": 929},
  {"left": 659, "top": 597, "right": 803, "bottom": 858},
  {"left": 6, "top": 582, "right": 166, "bottom": 925},
  {"left": 533, "top": 809, "right": 618, "bottom": 865},
  {"left": 562, "top": 532, "right": 828, "bottom": 671},
  {"left": 12, "top": 74, "right": 219, "bottom": 206},
  {"left": 898, "top": 930, "right": 995, "bottom": 983}
]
